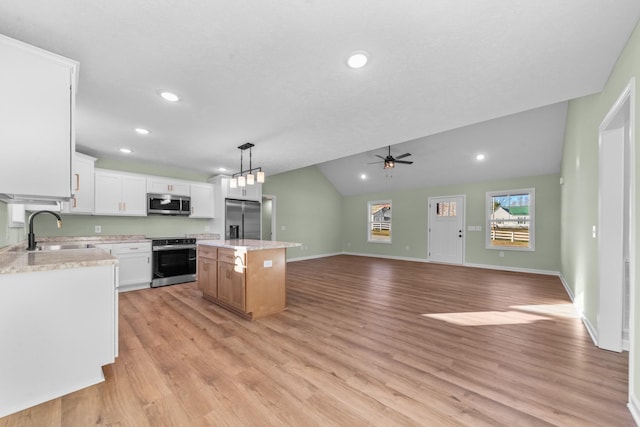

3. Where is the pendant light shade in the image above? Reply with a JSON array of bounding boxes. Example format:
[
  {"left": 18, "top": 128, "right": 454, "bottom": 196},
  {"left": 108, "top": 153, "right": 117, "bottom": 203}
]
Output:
[{"left": 230, "top": 142, "right": 266, "bottom": 187}]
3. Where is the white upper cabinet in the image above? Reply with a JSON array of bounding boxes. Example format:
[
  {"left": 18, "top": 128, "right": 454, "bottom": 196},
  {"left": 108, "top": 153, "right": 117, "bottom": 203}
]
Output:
[
  {"left": 189, "top": 183, "right": 215, "bottom": 218},
  {"left": 0, "top": 34, "right": 78, "bottom": 203},
  {"left": 215, "top": 176, "right": 262, "bottom": 202},
  {"left": 62, "top": 153, "right": 97, "bottom": 214},
  {"left": 94, "top": 169, "right": 147, "bottom": 216},
  {"left": 146, "top": 178, "right": 190, "bottom": 196}
]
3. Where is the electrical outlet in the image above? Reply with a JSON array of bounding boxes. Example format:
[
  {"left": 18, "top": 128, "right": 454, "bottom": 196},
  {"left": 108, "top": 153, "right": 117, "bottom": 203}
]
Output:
[
  {"left": 499, "top": 251, "right": 504, "bottom": 257},
  {"left": 95, "top": 225, "right": 102, "bottom": 233},
  {"left": 204, "top": 225, "right": 210, "bottom": 232}
]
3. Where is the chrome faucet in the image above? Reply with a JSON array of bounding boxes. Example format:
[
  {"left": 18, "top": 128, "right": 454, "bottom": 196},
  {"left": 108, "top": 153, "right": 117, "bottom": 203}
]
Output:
[{"left": 27, "top": 210, "right": 62, "bottom": 251}]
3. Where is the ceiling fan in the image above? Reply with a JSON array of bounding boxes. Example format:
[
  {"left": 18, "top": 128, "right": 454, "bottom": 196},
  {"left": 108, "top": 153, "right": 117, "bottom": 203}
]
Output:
[{"left": 369, "top": 146, "right": 413, "bottom": 169}]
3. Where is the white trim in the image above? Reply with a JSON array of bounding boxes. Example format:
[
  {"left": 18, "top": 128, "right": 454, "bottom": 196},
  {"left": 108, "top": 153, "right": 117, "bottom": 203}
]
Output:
[
  {"left": 367, "top": 200, "right": 392, "bottom": 244},
  {"left": 427, "top": 194, "right": 466, "bottom": 265},
  {"left": 628, "top": 394, "right": 640, "bottom": 426},
  {"left": 486, "top": 188, "right": 535, "bottom": 251},
  {"left": 343, "top": 251, "right": 428, "bottom": 263},
  {"left": 557, "top": 273, "right": 598, "bottom": 347},
  {"left": 287, "top": 252, "right": 343, "bottom": 262},
  {"left": 463, "top": 262, "right": 557, "bottom": 276},
  {"left": 598, "top": 77, "right": 636, "bottom": 405}
]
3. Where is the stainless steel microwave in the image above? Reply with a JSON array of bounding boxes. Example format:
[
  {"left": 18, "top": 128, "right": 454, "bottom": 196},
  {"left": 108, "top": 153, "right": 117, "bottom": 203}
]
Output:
[{"left": 147, "top": 193, "right": 191, "bottom": 216}]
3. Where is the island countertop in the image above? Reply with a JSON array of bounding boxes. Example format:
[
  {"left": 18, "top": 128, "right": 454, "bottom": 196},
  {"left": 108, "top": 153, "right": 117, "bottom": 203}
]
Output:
[{"left": 197, "top": 239, "right": 301, "bottom": 251}]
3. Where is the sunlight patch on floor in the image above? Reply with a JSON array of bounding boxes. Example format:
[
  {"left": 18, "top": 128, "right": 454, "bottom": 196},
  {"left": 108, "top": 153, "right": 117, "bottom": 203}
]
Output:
[
  {"left": 510, "top": 303, "right": 578, "bottom": 318},
  {"left": 421, "top": 310, "right": 549, "bottom": 326}
]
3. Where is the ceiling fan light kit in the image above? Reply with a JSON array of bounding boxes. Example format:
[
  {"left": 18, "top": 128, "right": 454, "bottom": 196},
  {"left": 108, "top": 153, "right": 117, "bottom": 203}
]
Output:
[
  {"left": 370, "top": 145, "right": 413, "bottom": 169},
  {"left": 229, "top": 142, "right": 265, "bottom": 188}
]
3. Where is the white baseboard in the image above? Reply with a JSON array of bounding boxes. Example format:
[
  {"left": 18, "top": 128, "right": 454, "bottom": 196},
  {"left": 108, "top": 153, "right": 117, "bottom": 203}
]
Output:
[
  {"left": 463, "top": 262, "right": 559, "bottom": 276},
  {"left": 558, "top": 273, "right": 598, "bottom": 347},
  {"left": 629, "top": 394, "right": 640, "bottom": 426},
  {"left": 342, "top": 251, "right": 428, "bottom": 263},
  {"left": 287, "top": 252, "right": 343, "bottom": 262}
]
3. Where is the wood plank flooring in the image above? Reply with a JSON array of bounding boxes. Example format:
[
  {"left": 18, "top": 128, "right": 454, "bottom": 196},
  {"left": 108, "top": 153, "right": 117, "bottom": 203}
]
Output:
[{"left": 0, "top": 255, "right": 634, "bottom": 426}]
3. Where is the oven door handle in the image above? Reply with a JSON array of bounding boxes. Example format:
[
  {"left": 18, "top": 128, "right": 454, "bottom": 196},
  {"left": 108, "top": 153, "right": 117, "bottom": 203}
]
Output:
[{"left": 152, "top": 244, "right": 197, "bottom": 251}]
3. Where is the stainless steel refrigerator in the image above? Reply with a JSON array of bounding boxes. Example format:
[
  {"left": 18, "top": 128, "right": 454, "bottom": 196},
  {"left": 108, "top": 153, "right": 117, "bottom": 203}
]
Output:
[{"left": 225, "top": 199, "right": 261, "bottom": 240}]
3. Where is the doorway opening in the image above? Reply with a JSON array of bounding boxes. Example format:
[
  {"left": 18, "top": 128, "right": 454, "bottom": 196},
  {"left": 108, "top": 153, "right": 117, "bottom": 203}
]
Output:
[
  {"left": 262, "top": 195, "right": 276, "bottom": 241},
  {"left": 597, "top": 78, "right": 635, "bottom": 356}
]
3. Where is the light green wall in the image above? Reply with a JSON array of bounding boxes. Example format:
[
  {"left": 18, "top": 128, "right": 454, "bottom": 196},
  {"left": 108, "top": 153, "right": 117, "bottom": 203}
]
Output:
[
  {"left": 262, "top": 166, "right": 344, "bottom": 259},
  {"left": 342, "top": 174, "right": 561, "bottom": 271},
  {"left": 0, "top": 201, "right": 25, "bottom": 247},
  {"left": 31, "top": 214, "right": 211, "bottom": 239},
  {"left": 561, "top": 18, "right": 640, "bottom": 402}
]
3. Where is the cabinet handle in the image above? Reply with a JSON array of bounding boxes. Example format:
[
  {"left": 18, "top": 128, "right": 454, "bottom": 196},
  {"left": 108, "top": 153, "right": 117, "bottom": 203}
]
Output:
[
  {"left": 72, "top": 197, "right": 77, "bottom": 208},
  {"left": 147, "top": 256, "right": 150, "bottom": 264},
  {"left": 74, "top": 173, "right": 80, "bottom": 191}
]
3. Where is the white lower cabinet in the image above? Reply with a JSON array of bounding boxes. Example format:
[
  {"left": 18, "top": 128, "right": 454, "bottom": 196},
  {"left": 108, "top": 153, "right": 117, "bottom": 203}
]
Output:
[
  {"left": 96, "top": 242, "right": 151, "bottom": 292},
  {"left": 0, "top": 264, "right": 117, "bottom": 418}
]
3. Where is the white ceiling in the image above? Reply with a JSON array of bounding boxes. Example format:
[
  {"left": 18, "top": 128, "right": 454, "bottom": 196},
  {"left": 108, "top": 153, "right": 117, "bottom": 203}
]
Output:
[{"left": 1, "top": 1, "right": 639, "bottom": 195}]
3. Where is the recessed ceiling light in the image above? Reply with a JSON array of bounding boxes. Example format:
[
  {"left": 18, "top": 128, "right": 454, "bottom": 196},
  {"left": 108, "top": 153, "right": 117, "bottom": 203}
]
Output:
[
  {"left": 476, "top": 154, "right": 486, "bottom": 161},
  {"left": 218, "top": 167, "right": 227, "bottom": 172},
  {"left": 360, "top": 174, "right": 367, "bottom": 180},
  {"left": 160, "top": 91, "right": 180, "bottom": 102},
  {"left": 135, "top": 128, "right": 150, "bottom": 135},
  {"left": 120, "top": 148, "right": 132, "bottom": 154},
  {"left": 347, "top": 51, "right": 369, "bottom": 69}
]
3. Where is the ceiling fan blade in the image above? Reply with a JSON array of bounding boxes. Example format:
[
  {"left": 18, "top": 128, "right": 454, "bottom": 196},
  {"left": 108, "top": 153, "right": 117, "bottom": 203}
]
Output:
[
  {"left": 368, "top": 161, "right": 384, "bottom": 164},
  {"left": 375, "top": 154, "right": 386, "bottom": 160},
  {"left": 395, "top": 160, "right": 413, "bottom": 165},
  {"left": 395, "top": 153, "right": 412, "bottom": 160}
]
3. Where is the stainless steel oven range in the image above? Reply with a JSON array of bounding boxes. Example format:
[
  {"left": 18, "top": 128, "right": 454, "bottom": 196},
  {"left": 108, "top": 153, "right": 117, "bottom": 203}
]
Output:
[{"left": 150, "top": 237, "right": 197, "bottom": 287}]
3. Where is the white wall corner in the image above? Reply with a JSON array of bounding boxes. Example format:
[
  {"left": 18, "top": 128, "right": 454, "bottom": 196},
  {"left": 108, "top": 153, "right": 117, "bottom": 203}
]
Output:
[
  {"left": 558, "top": 273, "right": 599, "bottom": 347},
  {"left": 628, "top": 394, "right": 640, "bottom": 426}
]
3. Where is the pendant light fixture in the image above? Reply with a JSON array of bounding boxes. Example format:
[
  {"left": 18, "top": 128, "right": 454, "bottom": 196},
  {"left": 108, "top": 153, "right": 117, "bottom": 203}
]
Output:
[{"left": 229, "top": 143, "right": 265, "bottom": 188}]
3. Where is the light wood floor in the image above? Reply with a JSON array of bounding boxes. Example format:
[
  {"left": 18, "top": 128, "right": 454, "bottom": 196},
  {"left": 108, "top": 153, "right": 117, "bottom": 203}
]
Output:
[{"left": 0, "top": 255, "right": 634, "bottom": 426}]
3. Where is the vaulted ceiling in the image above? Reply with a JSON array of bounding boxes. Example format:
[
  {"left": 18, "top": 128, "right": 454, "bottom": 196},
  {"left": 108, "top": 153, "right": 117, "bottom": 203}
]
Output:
[{"left": 1, "top": 1, "right": 639, "bottom": 195}]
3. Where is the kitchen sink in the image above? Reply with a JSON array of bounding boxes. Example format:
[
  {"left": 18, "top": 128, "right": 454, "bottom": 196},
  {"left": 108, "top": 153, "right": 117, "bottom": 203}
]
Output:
[{"left": 29, "top": 243, "right": 96, "bottom": 252}]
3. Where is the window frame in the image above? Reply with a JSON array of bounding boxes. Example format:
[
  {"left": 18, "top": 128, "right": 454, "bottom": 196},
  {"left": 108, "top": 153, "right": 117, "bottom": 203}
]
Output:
[
  {"left": 367, "top": 200, "right": 392, "bottom": 244},
  {"left": 485, "top": 188, "right": 535, "bottom": 251}
]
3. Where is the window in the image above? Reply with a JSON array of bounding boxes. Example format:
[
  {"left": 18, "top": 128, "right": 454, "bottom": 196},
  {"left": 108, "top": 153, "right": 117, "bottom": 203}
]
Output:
[
  {"left": 486, "top": 188, "right": 535, "bottom": 251},
  {"left": 368, "top": 200, "right": 392, "bottom": 243}
]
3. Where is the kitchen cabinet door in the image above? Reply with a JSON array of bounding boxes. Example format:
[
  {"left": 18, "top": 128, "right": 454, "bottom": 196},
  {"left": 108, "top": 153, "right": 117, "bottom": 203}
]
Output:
[
  {"left": 94, "top": 171, "right": 122, "bottom": 215},
  {"left": 198, "top": 256, "right": 217, "bottom": 297},
  {"left": 217, "top": 259, "right": 245, "bottom": 311},
  {"left": 62, "top": 153, "right": 96, "bottom": 214},
  {"left": 121, "top": 175, "right": 147, "bottom": 215},
  {"left": 0, "top": 35, "right": 78, "bottom": 203},
  {"left": 94, "top": 169, "right": 147, "bottom": 216},
  {"left": 147, "top": 179, "right": 190, "bottom": 196},
  {"left": 190, "top": 183, "right": 215, "bottom": 218},
  {"left": 113, "top": 242, "right": 151, "bottom": 291}
]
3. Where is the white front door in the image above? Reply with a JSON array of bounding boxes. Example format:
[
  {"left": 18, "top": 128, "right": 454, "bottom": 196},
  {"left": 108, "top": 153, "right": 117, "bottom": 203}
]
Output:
[{"left": 428, "top": 196, "right": 465, "bottom": 264}]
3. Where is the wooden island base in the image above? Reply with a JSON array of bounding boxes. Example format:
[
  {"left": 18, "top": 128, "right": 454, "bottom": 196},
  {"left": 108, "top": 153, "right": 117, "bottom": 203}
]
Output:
[{"left": 197, "top": 240, "right": 300, "bottom": 319}]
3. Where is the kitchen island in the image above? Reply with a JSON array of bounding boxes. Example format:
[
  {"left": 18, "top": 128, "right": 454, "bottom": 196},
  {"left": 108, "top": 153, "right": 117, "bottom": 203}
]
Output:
[{"left": 196, "top": 239, "right": 301, "bottom": 319}]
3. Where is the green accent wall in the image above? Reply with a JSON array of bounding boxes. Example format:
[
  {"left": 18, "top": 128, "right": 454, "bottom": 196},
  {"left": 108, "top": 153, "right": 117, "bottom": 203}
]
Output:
[
  {"left": 30, "top": 214, "right": 211, "bottom": 239},
  {"left": 342, "top": 174, "right": 561, "bottom": 271},
  {"left": 0, "top": 201, "right": 25, "bottom": 247},
  {"left": 561, "top": 18, "right": 640, "bottom": 403},
  {"left": 262, "top": 166, "right": 344, "bottom": 259}
]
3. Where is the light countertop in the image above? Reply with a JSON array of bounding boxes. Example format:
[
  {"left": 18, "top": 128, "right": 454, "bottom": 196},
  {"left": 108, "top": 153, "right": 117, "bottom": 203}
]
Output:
[
  {"left": 0, "top": 235, "right": 147, "bottom": 275},
  {"left": 0, "top": 248, "right": 117, "bottom": 275},
  {"left": 197, "top": 239, "right": 301, "bottom": 251}
]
